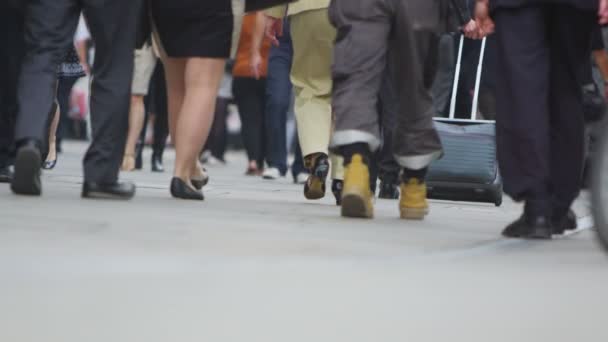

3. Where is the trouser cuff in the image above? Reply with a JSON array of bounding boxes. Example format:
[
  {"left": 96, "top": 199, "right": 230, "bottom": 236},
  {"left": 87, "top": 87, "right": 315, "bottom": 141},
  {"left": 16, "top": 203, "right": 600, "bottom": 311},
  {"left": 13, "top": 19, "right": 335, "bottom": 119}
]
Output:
[
  {"left": 394, "top": 151, "right": 442, "bottom": 170},
  {"left": 331, "top": 130, "right": 381, "bottom": 153}
]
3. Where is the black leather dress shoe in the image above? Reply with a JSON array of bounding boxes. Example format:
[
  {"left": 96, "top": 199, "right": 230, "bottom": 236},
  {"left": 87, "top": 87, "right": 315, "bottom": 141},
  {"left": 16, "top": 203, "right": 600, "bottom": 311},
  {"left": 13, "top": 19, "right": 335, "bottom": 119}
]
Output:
[
  {"left": 552, "top": 209, "right": 578, "bottom": 235},
  {"left": 82, "top": 181, "right": 136, "bottom": 200},
  {"left": 151, "top": 154, "right": 164, "bottom": 173},
  {"left": 502, "top": 214, "right": 553, "bottom": 239},
  {"left": 11, "top": 139, "right": 42, "bottom": 196},
  {"left": 0, "top": 166, "right": 13, "bottom": 183},
  {"left": 378, "top": 181, "right": 400, "bottom": 200},
  {"left": 170, "top": 177, "right": 204, "bottom": 200}
]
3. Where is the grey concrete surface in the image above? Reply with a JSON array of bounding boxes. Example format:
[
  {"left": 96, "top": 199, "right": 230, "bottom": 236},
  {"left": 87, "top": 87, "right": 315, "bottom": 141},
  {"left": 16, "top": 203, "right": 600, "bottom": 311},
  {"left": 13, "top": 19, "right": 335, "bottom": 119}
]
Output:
[{"left": 0, "top": 141, "right": 607, "bottom": 342}]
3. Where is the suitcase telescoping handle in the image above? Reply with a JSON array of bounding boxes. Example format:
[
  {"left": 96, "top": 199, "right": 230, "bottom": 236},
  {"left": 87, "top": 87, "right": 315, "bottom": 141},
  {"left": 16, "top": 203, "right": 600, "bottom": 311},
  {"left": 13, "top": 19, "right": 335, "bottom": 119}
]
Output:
[{"left": 448, "top": 35, "right": 487, "bottom": 121}]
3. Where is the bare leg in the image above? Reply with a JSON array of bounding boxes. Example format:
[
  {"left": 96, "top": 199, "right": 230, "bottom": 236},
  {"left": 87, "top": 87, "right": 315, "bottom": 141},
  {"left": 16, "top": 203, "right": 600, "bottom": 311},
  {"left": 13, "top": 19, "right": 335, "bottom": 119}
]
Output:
[
  {"left": 46, "top": 101, "right": 60, "bottom": 163},
  {"left": 174, "top": 57, "right": 225, "bottom": 182},
  {"left": 122, "top": 95, "right": 146, "bottom": 171}
]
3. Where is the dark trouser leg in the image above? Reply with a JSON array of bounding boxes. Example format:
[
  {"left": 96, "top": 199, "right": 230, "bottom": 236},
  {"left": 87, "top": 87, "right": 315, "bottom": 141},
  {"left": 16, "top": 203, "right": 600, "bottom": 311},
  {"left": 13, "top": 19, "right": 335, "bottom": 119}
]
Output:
[
  {"left": 377, "top": 68, "right": 400, "bottom": 184},
  {"left": 548, "top": 8, "right": 595, "bottom": 216},
  {"left": 15, "top": 0, "right": 80, "bottom": 144},
  {"left": 431, "top": 33, "right": 456, "bottom": 117},
  {"left": 209, "top": 98, "right": 228, "bottom": 161},
  {"left": 81, "top": 0, "right": 140, "bottom": 183},
  {"left": 391, "top": 0, "right": 442, "bottom": 171},
  {"left": 329, "top": 0, "right": 389, "bottom": 154},
  {"left": 152, "top": 63, "right": 169, "bottom": 159},
  {"left": 0, "top": 4, "right": 24, "bottom": 168},
  {"left": 233, "top": 77, "right": 267, "bottom": 169},
  {"left": 265, "top": 23, "right": 293, "bottom": 175},
  {"left": 494, "top": 7, "right": 552, "bottom": 215}
]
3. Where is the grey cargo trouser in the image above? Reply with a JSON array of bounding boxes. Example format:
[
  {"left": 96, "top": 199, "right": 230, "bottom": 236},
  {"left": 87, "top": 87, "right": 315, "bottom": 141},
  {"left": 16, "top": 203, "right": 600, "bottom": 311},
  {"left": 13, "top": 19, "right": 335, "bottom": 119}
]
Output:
[{"left": 329, "top": 0, "right": 443, "bottom": 170}]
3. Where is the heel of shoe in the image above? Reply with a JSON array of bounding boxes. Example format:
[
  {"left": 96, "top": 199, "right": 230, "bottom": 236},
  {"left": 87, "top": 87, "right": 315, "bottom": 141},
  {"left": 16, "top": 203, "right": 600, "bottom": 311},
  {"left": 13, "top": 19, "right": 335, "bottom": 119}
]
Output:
[
  {"left": 526, "top": 226, "right": 552, "bottom": 240},
  {"left": 304, "top": 176, "right": 325, "bottom": 200},
  {"left": 400, "top": 207, "right": 428, "bottom": 220},
  {"left": 341, "top": 193, "right": 373, "bottom": 218},
  {"left": 11, "top": 146, "right": 42, "bottom": 196}
]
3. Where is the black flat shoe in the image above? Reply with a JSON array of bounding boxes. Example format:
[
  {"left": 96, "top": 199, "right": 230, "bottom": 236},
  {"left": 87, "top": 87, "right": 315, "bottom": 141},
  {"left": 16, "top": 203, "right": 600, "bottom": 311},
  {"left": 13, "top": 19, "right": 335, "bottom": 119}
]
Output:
[
  {"left": 332, "top": 179, "right": 343, "bottom": 206},
  {"left": 502, "top": 214, "right": 552, "bottom": 240},
  {"left": 42, "top": 158, "right": 58, "bottom": 170},
  {"left": 151, "top": 154, "right": 164, "bottom": 173},
  {"left": 11, "top": 139, "right": 42, "bottom": 196},
  {"left": 0, "top": 166, "right": 13, "bottom": 183},
  {"left": 170, "top": 177, "right": 204, "bottom": 200},
  {"left": 552, "top": 209, "right": 578, "bottom": 235},
  {"left": 378, "top": 181, "right": 399, "bottom": 200},
  {"left": 191, "top": 170, "right": 209, "bottom": 190},
  {"left": 82, "top": 181, "right": 136, "bottom": 200}
]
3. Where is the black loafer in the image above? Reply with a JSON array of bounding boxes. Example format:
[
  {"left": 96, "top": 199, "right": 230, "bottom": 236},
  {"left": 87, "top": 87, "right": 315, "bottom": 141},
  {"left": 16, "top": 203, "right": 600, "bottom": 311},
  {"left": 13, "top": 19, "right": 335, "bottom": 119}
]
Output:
[
  {"left": 0, "top": 166, "right": 13, "bottom": 183},
  {"left": 378, "top": 181, "right": 400, "bottom": 200},
  {"left": 11, "top": 139, "right": 42, "bottom": 196},
  {"left": 503, "top": 214, "right": 552, "bottom": 240},
  {"left": 82, "top": 181, "right": 136, "bottom": 200},
  {"left": 170, "top": 177, "right": 204, "bottom": 200}
]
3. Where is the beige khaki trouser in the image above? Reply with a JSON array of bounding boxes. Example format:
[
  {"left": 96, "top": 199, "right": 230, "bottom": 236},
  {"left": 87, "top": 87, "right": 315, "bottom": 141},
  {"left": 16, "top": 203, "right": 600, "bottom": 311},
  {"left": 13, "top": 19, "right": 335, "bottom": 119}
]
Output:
[{"left": 290, "top": 9, "right": 343, "bottom": 180}]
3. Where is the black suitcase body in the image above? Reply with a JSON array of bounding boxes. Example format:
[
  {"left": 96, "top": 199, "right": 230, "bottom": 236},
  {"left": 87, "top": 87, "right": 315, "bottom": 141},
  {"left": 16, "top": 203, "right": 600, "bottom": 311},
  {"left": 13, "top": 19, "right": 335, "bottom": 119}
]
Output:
[{"left": 427, "top": 36, "right": 503, "bottom": 206}]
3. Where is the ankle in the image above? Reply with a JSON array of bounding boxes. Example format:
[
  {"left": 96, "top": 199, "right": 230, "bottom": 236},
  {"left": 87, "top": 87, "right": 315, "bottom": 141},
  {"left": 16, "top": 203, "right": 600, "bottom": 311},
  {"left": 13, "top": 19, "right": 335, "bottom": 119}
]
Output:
[
  {"left": 341, "top": 143, "right": 371, "bottom": 166},
  {"left": 402, "top": 168, "right": 428, "bottom": 184}
]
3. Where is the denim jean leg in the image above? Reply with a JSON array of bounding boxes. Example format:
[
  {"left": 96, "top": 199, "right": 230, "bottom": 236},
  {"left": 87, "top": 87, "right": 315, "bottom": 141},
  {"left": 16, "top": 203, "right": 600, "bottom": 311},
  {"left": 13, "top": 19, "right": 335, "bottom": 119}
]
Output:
[{"left": 264, "top": 19, "right": 293, "bottom": 175}]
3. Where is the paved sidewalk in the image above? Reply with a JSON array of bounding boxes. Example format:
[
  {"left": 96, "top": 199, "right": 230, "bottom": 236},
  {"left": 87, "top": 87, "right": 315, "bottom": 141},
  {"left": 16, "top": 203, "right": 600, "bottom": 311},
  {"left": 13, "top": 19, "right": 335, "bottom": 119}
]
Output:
[{"left": 0, "top": 142, "right": 607, "bottom": 342}]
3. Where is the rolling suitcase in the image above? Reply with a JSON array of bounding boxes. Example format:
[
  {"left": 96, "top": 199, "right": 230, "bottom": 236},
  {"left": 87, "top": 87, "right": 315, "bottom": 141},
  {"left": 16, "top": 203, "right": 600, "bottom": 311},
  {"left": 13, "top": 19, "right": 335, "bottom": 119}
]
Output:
[{"left": 427, "top": 36, "right": 503, "bottom": 206}]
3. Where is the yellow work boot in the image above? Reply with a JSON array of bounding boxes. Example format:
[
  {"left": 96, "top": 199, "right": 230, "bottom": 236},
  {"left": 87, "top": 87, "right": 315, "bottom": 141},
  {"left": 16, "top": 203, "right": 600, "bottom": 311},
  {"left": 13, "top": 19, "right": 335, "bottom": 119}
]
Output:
[
  {"left": 399, "top": 178, "right": 429, "bottom": 220},
  {"left": 341, "top": 154, "right": 374, "bottom": 219}
]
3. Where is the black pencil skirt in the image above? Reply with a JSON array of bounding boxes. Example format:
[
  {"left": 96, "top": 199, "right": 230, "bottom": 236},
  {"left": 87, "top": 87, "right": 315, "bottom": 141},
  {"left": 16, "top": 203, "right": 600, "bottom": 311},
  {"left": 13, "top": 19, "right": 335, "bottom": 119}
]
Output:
[{"left": 150, "top": 0, "right": 233, "bottom": 58}]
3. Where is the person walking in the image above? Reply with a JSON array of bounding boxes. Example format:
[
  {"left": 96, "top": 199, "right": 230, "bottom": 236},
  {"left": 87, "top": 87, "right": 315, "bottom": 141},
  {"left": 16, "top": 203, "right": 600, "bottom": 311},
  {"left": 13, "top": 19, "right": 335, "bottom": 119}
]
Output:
[
  {"left": 265, "top": 1, "right": 345, "bottom": 205},
  {"left": 329, "top": 0, "right": 473, "bottom": 219},
  {"left": 11, "top": 0, "right": 141, "bottom": 199},
  {"left": 0, "top": 0, "right": 26, "bottom": 184},
  {"left": 150, "top": 0, "right": 236, "bottom": 200},
  {"left": 121, "top": 41, "right": 158, "bottom": 172},
  {"left": 469, "top": 0, "right": 608, "bottom": 239},
  {"left": 233, "top": 12, "right": 272, "bottom": 176},
  {"left": 252, "top": 16, "right": 292, "bottom": 180},
  {"left": 43, "top": 46, "right": 87, "bottom": 170}
]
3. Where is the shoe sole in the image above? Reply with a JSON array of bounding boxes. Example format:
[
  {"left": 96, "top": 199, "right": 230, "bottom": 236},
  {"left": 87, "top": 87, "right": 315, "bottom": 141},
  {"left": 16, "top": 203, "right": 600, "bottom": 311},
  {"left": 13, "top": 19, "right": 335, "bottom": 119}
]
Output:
[
  {"left": 304, "top": 163, "right": 329, "bottom": 200},
  {"left": 400, "top": 207, "right": 429, "bottom": 220},
  {"left": 523, "top": 228, "right": 552, "bottom": 240},
  {"left": 341, "top": 193, "right": 373, "bottom": 219},
  {"left": 11, "top": 147, "right": 41, "bottom": 196},
  {"left": 82, "top": 191, "right": 136, "bottom": 200},
  {"left": 304, "top": 176, "right": 325, "bottom": 200}
]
